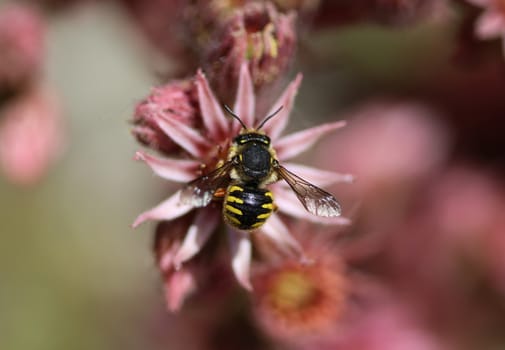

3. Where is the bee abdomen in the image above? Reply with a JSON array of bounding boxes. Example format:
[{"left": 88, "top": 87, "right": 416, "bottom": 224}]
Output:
[{"left": 223, "top": 184, "right": 274, "bottom": 230}]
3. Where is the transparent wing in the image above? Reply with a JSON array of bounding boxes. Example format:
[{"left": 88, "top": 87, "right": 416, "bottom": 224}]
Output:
[
  {"left": 276, "top": 164, "right": 341, "bottom": 217},
  {"left": 180, "top": 161, "right": 234, "bottom": 207}
]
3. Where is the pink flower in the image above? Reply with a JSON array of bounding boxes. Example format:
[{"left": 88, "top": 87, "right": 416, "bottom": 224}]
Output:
[
  {"left": 315, "top": 101, "right": 449, "bottom": 229},
  {"left": 467, "top": 0, "right": 505, "bottom": 53},
  {"left": 0, "top": 4, "right": 44, "bottom": 92},
  {"left": 133, "top": 63, "right": 352, "bottom": 293},
  {"left": 132, "top": 79, "right": 198, "bottom": 155},
  {"left": 325, "top": 301, "right": 447, "bottom": 350},
  {"left": 204, "top": 2, "right": 297, "bottom": 99},
  {"left": 250, "top": 228, "right": 348, "bottom": 345},
  {"left": 0, "top": 85, "right": 63, "bottom": 186}
]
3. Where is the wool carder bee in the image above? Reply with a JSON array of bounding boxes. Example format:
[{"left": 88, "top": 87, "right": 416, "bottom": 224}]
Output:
[{"left": 180, "top": 105, "right": 341, "bottom": 231}]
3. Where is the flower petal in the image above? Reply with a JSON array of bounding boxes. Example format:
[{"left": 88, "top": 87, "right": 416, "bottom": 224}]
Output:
[
  {"left": 132, "top": 190, "right": 193, "bottom": 228},
  {"left": 275, "top": 120, "right": 347, "bottom": 161},
  {"left": 196, "top": 69, "right": 230, "bottom": 141},
  {"left": 280, "top": 162, "right": 354, "bottom": 187},
  {"left": 164, "top": 269, "right": 196, "bottom": 312},
  {"left": 475, "top": 10, "right": 505, "bottom": 39},
  {"left": 261, "top": 73, "right": 302, "bottom": 140},
  {"left": 259, "top": 215, "right": 304, "bottom": 258},
  {"left": 155, "top": 114, "right": 210, "bottom": 158},
  {"left": 232, "top": 62, "right": 255, "bottom": 133},
  {"left": 173, "top": 207, "right": 220, "bottom": 268},
  {"left": 274, "top": 186, "right": 351, "bottom": 225},
  {"left": 228, "top": 229, "right": 253, "bottom": 290},
  {"left": 134, "top": 151, "right": 199, "bottom": 183}
]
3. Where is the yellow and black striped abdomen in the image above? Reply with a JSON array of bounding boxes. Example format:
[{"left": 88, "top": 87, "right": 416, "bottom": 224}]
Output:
[{"left": 223, "top": 184, "right": 274, "bottom": 230}]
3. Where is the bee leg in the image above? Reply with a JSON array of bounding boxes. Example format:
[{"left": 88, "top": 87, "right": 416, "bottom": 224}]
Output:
[{"left": 213, "top": 188, "right": 226, "bottom": 200}]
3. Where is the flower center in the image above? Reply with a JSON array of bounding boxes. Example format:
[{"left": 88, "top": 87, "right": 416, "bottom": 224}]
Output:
[{"left": 269, "top": 269, "right": 320, "bottom": 312}]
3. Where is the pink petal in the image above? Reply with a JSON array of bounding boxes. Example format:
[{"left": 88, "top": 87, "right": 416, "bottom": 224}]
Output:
[
  {"left": 475, "top": 10, "right": 505, "bottom": 39},
  {"left": 260, "top": 73, "right": 302, "bottom": 140},
  {"left": 164, "top": 269, "right": 196, "bottom": 312},
  {"left": 132, "top": 190, "right": 193, "bottom": 228},
  {"left": 173, "top": 207, "right": 220, "bottom": 268},
  {"left": 280, "top": 162, "right": 354, "bottom": 187},
  {"left": 275, "top": 120, "right": 347, "bottom": 161},
  {"left": 232, "top": 62, "right": 255, "bottom": 133},
  {"left": 159, "top": 243, "right": 180, "bottom": 272},
  {"left": 134, "top": 151, "right": 199, "bottom": 183},
  {"left": 228, "top": 229, "right": 253, "bottom": 290},
  {"left": 259, "top": 215, "right": 304, "bottom": 257},
  {"left": 155, "top": 114, "right": 210, "bottom": 159},
  {"left": 274, "top": 186, "right": 351, "bottom": 225},
  {"left": 196, "top": 69, "right": 230, "bottom": 141}
]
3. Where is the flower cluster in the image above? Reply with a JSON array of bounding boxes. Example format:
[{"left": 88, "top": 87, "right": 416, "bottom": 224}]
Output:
[
  {"left": 133, "top": 63, "right": 351, "bottom": 303},
  {"left": 121, "top": 0, "right": 505, "bottom": 348}
]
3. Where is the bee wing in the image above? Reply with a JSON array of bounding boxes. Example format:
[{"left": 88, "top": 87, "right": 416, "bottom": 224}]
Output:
[
  {"left": 276, "top": 164, "right": 342, "bottom": 217},
  {"left": 180, "top": 161, "right": 234, "bottom": 207}
]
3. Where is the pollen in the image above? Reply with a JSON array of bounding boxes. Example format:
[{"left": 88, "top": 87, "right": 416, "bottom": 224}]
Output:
[
  {"left": 269, "top": 271, "right": 319, "bottom": 312},
  {"left": 252, "top": 255, "right": 348, "bottom": 341}
]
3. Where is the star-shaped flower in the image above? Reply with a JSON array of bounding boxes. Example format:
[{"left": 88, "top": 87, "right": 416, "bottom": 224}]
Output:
[{"left": 133, "top": 63, "right": 352, "bottom": 292}]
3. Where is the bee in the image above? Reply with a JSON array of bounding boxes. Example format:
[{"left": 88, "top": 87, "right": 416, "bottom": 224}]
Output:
[{"left": 180, "top": 105, "right": 341, "bottom": 231}]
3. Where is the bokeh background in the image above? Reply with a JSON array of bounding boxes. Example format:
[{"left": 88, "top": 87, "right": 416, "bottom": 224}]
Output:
[{"left": 1, "top": 1, "right": 505, "bottom": 350}]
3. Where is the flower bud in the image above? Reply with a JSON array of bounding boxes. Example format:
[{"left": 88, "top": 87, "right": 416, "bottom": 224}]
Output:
[
  {"left": 132, "top": 79, "right": 199, "bottom": 156},
  {"left": 204, "top": 2, "right": 297, "bottom": 99}
]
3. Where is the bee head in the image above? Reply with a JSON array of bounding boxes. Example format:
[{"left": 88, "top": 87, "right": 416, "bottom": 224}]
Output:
[{"left": 234, "top": 132, "right": 270, "bottom": 146}]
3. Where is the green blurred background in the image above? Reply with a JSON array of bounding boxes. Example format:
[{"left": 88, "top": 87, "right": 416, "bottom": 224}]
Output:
[{"left": 0, "top": 4, "right": 175, "bottom": 349}]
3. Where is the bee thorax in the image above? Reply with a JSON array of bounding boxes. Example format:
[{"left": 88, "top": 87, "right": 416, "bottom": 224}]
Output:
[{"left": 240, "top": 143, "right": 272, "bottom": 180}]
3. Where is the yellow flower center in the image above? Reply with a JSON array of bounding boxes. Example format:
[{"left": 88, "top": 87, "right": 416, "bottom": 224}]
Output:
[{"left": 269, "top": 270, "right": 319, "bottom": 312}]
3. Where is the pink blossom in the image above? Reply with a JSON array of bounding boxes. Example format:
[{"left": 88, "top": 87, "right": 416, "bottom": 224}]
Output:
[
  {"left": 324, "top": 302, "right": 448, "bottom": 350},
  {"left": 133, "top": 64, "right": 352, "bottom": 295},
  {"left": 132, "top": 79, "right": 198, "bottom": 155},
  {"left": 0, "top": 86, "right": 63, "bottom": 186},
  {"left": 0, "top": 4, "right": 44, "bottom": 92},
  {"left": 316, "top": 101, "right": 449, "bottom": 228},
  {"left": 251, "top": 228, "right": 348, "bottom": 345},
  {"left": 204, "top": 1, "right": 297, "bottom": 99},
  {"left": 467, "top": 0, "right": 505, "bottom": 54}
]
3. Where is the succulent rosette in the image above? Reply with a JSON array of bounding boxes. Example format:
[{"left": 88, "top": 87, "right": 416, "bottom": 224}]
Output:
[{"left": 133, "top": 63, "right": 352, "bottom": 293}]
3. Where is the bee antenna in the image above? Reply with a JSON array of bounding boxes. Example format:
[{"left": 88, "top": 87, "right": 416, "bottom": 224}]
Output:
[
  {"left": 223, "top": 104, "right": 247, "bottom": 129},
  {"left": 256, "top": 106, "right": 283, "bottom": 130}
]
